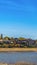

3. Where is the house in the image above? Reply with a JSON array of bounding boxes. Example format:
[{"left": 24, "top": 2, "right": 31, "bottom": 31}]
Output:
[
  {"left": 35, "top": 40, "right": 37, "bottom": 47},
  {"left": 0, "top": 39, "right": 3, "bottom": 44},
  {"left": 3, "top": 40, "right": 11, "bottom": 44},
  {"left": 14, "top": 38, "right": 28, "bottom": 46},
  {"left": 27, "top": 39, "right": 35, "bottom": 47}
]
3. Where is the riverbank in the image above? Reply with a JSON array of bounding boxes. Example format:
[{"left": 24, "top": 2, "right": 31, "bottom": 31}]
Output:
[
  {"left": 0, "top": 62, "right": 37, "bottom": 65},
  {"left": 0, "top": 48, "right": 37, "bottom": 52}
]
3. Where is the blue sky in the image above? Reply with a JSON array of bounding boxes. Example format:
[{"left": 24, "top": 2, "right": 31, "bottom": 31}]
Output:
[{"left": 0, "top": 0, "right": 37, "bottom": 39}]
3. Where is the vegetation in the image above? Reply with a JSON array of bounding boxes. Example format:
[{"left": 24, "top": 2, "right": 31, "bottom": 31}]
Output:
[{"left": 0, "top": 34, "right": 37, "bottom": 48}]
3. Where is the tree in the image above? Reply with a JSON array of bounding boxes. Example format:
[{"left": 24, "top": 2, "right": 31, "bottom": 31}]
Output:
[
  {"left": 0, "top": 34, "right": 3, "bottom": 40},
  {"left": 4, "top": 36, "right": 10, "bottom": 40},
  {"left": 10, "top": 37, "right": 14, "bottom": 41},
  {"left": 2, "top": 43, "right": 9, "bottom": 48},
  {"left": 18, "top": 37, "right": 26, "bottom": 41}
]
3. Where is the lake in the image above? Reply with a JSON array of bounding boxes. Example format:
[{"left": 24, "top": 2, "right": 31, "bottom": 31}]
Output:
[{"left": 0, "top": 52, "right": 37, "bottom": 64}]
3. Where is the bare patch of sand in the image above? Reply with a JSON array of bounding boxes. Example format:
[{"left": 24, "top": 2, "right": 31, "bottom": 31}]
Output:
[{"left": 0, "top": 48, "right": 37, "bottom": 52}]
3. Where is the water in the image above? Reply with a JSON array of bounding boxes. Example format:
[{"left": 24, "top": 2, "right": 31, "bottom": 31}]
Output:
[{"left": 0, "top": 52, "right": 37, "bottom": 64}]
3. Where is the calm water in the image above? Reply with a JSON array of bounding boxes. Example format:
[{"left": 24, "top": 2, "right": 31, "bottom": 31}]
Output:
[{"left": 0, "top": 52, "right": 37, "bottom": 63}]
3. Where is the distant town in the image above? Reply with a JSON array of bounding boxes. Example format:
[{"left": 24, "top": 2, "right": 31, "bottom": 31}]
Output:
[{"left": 0, "top": 34, "right": 37, "bottom": 48}]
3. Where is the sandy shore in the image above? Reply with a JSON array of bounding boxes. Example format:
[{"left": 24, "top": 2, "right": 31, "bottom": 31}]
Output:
[
  {"left": 0, "top": 48, "right": 37, "bottom": 52},
  {"left": 0, "top": 62, "right": 37, "bottom": 65}
]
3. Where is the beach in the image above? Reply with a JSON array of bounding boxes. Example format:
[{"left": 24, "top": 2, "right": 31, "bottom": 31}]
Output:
[
  {"left": 0, "top": 48, "right": 37, "bottom": 52},
  {"left": 0, "top": 62, "right": 37, "bottom": 65}
]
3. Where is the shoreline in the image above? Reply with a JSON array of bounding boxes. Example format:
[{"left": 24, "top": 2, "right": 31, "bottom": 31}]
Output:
[
  {"left": 0, "top": 62, "right": 37, "bottom": 65},
  {"left": 0, "top": 48, "right": 37, "bottom": 52}
]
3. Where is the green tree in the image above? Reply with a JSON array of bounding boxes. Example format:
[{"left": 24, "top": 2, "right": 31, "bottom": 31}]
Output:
[
  {"left": 18, "top": 37, "right": 26, "bottom": 40},
  {"left": 4, "top": 36, "right": 10, "bottom": 40}
]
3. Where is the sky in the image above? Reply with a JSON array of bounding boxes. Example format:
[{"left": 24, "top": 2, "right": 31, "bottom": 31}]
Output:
[{"left": 0, "top": 0, "right": 37, "bottom": 39}]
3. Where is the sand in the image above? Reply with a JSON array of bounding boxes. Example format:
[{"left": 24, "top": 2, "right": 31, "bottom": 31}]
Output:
[
  {"left": 0, "top": 62, "right": 37, "bottom": 65},
  {"left": 0, "top": 48, "right": 37, "bottom": 52}
]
